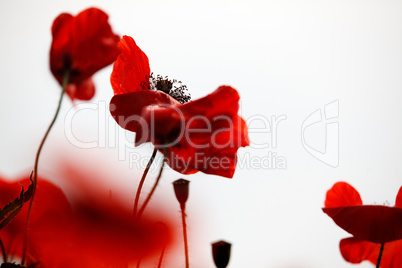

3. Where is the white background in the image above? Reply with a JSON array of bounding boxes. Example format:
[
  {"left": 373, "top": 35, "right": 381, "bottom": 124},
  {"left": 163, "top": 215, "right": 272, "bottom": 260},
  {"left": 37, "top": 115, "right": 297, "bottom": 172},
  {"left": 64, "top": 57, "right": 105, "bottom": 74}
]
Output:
[{"left": 1, "top": 0, "right": 402, "bottom": 267}]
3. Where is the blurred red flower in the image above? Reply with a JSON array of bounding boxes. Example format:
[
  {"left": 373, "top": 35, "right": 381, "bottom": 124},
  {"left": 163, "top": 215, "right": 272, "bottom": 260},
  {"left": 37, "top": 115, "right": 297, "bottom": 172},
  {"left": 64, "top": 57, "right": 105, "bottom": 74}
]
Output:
[
  {"left": 340, "top": 237, "right": 402, "bottom": 267},
  {"left": 0, "top": 174, "right": 175, "bottom": 267},
  {"left": 0, "top": 176, "right": 72, "bottom": 266},
  {"left": 109, "top": 35, "right": 249, "bottom": 178},
  {"left": 322, "top": 182, "right": 402, "bottom": 243},
  {"left": 50, "top": 7, "right": 120, "bottom": 101}
]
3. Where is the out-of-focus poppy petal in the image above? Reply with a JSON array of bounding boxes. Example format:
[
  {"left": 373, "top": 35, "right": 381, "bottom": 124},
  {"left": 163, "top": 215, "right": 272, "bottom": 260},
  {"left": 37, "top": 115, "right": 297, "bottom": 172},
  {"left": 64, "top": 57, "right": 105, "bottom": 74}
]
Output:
[
  {"left": 65, "top": 77, "right": 95, "bottom": 101},
  {"left": 324, "top": 182, "right": 363, "bottom": 208},
  {"left": 50, "top": 162, "right": 179, "bottom": 267},
  {"left": 110, "top": 35, "right": 151, "bottom": 95},
  {"left": 395, "top": 186, "right": 402, "bottom": 208},
  {"left": 340, "top": 237, "right": 402, "bottom": 268},
  {"left": 110, "top": 90, "right": 180, "bottom": 143},
  {"left": 323, "top": 205, "right": 402, "bottom": 243},
  {"left": 0, "top": 177, "right": 72, "bottom": 263},
  {"left": 50, "top": 7, "right": 120, "bottom": 100}
]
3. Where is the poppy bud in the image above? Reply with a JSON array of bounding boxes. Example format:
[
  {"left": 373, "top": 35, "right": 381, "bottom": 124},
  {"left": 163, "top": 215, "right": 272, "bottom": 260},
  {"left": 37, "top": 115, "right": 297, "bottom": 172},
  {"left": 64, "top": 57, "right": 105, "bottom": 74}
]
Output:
[
  {"left": 172, "top": 179, "right": 190, "bottom": 208},
  {"left": 212, "top": 240, "right": 232, "bottom": 268}
]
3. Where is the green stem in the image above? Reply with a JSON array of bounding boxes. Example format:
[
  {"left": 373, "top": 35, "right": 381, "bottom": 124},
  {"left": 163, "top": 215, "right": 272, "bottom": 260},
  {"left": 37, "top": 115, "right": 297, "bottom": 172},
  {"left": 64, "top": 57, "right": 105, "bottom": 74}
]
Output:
[
  {"left": 21, "top": 71, "right": 70, "bottom": 265},
  {"left": 137, "top": 148, "right": 167, "bottom": 220},
  {"left": 180, "top": 204, "right": 189, "bottom": 268},
  {"left": 376, "top": 243, "right": 385, "bottom": 268},
  {"left": 133, "top": 148, "right": 158, "bottom": 218}
]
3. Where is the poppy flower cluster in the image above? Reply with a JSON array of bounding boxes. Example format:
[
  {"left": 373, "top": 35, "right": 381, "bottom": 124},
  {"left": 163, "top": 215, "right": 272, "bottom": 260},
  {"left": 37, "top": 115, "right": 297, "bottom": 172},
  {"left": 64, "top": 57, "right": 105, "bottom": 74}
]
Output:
[
  {"left": 323, "top": 182, "right": 402, "bottom": 267},
  {"left": 0, "top": 5, "right": 250, "bottom": 268}
]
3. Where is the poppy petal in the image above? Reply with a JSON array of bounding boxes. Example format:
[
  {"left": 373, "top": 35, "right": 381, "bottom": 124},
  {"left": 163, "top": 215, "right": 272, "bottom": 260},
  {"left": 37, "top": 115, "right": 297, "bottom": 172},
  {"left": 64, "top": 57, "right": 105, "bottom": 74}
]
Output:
[
  {"left": 323, "top": 205, "right": 402, "bottom": 243},
  {"left": 340, "top": 237, "right": 402, "bottom": 268},
  {"left": 395, "top": 186, "right": 402, "bottom": 208},
  {"left": 324, "top": 182, "right": 363, "bottom": 208},
  {"left": 65, "top": 77, "right": 95, "bottom": 101},
  {"left": 180, "top": 86, "right": 239, "bottom": 115},
  {"left": 0, "top": 177, "right": 72, "bottom": 262},
  {"left": 110, "top": 90, "right": 180, "bottom": 143},
  {"left": 50, "top": 7, "right": 120, "bottom": 98},
  {"left": 110, "top": 35, "right": 151, "bottom": 95},
  {"left": 140, "top": 86, "right": 249, "bottom": 178}
]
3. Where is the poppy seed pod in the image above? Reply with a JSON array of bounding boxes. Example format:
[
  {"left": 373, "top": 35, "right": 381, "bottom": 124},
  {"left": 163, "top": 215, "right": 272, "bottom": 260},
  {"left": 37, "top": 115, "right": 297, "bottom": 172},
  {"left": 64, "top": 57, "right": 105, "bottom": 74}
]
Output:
[
  {"left": 172, "top": 179, "right": 190, "bottom": 208},
  {"left": 212, "top": 240, "right": 231, "bottom": 268}
]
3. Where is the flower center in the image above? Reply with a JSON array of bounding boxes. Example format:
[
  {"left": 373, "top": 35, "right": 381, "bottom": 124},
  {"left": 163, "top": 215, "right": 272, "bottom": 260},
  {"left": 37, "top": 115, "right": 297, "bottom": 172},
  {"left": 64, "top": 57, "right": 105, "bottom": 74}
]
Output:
[{"left": 150, "top": 73, "right": 191, "bottom": 104}]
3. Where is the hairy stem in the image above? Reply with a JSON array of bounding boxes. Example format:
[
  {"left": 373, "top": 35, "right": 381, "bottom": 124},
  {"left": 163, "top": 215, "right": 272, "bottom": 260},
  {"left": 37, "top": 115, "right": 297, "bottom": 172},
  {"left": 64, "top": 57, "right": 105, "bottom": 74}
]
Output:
[
  {"left": 133, "top": 148, "right": 157, "bottom": 218},
  {"left": 157, "top": 245, "right": 166, "bottom": 268},
  {"left": 21, "top": 71, "right": 70, "bottom": 265},
  {"left": 180, "top": 204, "right": 189, "bottom": 268},
  {"left": 137, "top": 148, "right": 167, "bottom": 220}
]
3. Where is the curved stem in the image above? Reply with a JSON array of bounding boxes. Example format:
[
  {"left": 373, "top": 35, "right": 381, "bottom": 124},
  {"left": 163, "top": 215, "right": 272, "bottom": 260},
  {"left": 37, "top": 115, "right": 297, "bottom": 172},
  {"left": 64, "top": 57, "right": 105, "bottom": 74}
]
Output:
[
  {"left": 0, "top": 237, "right": 7, "bottom": 263},
  {"left": 21, "top": 71, "right": 70, "bottom": 265},
  {"left": 137, "top": 148, "right": 167, "bottom": 220},
  {"left": 376, "top": 243, "right": 385, "bottom": 268},
  {"left": 133, "top": 148, "right": 157, "bottom": 218},
  {"left": 180, "top": 204, "right": 189, "bottom": 268},
  {"left": 157, "top": 245, "right": 166, "bottom": 268}
]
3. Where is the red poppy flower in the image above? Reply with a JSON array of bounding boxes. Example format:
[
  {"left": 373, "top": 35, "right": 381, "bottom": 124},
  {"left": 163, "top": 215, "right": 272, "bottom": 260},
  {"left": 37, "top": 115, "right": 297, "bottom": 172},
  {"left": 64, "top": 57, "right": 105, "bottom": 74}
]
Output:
[
  {"left": 322, "top": 182, "right": 402, "bottom": 243},
  {"left": 109, "top": 35, "right": 249, "bottom": 178},
  {"left": 0, "top": 175, "right": 72, "bottom": 265},
  {"left": 53, "top": 160, "right": 179, "bottom": 267},
  {"left": 50, "top": 7, "right": 120, "bottom": 101},
  {"left": 0, "top": 173, "right": 176, "bottom": 267},
  {"left": 340, "top": 237, "right": 402, "bottom": 267}
]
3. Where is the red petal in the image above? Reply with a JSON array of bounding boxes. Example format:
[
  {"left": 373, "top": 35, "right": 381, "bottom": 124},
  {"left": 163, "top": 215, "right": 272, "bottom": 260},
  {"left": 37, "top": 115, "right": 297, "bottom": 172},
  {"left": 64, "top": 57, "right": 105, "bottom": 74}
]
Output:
[
  {"left": 109, "top": 90, "right": 180, "bottom": 141},
  {"left": 340, "top": 237, "right": 402, "bottom": 268},
  {"left": 323, "top": 205, "right": 402, "bottom": 243},
  {"left": 141, "top": 86, "right": 249, "bottom": 178},
  {"left": 395, "top": 186, "right": 402, "bottom": 208},
  {"left": 50, "top": 7, "right": 120, "bottom": 96},
  {"left": 110, "top": 35, "right": 151, "bottom": 95},
  {"left": 180, "top": 86, "right": 240, "bottom": 118},
  {"left": 65, "top": 77, "right": 95, "bottom": 101},
  {"left": 0, "top": 177, "right": 72, "bottom": 262},
  {"left": 324, "top": 182, "right": 363, "bottom": 207},
  {"left": 51, "top": 13, "right": 73, "bottom": 37}
]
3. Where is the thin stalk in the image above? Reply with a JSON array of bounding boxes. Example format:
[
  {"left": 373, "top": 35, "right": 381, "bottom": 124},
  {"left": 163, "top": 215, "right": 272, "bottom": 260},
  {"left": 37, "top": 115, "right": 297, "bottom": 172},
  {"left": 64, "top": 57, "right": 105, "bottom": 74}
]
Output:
[
  {"left": 376, "top": 243, "right": 385, "bottom": 268},
  {"left": 21, "top": 71, "right": 70, "bottom": 265},
  {"left": 137, "top": 148, "right": 167, "bottom": 220},
  {"left": 0, "top": 237, "right": 7, "bottom": 263},
  {"left": 180, "top": 203, "right": 189, "bottom": 268},
  {"left": 133, "top": 148, "right": 157, "bottom": 218},
  {"left": 157, "top": 245, "right": 166, "bottom": 268}
]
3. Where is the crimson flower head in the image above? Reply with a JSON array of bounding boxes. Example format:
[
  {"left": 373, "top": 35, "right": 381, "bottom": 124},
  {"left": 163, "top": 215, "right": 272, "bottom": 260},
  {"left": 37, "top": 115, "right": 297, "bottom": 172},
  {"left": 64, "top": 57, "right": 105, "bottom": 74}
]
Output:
[
  {"left": 0, "top": 172, "right": 176, "bottom": 267},
  {"left": 322, "top": 182, "right": 402, "bottom": 243},
  {"left": 110, "top": 35, "right": 249, "bottom": 178},
  {"left": 50, "top": 7, "right": 120, "bottom": 101}
]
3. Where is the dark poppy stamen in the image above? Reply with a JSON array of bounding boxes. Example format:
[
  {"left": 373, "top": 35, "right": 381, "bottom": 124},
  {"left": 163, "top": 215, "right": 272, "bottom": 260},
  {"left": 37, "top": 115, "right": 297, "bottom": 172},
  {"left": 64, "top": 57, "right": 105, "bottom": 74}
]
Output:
[{"left": 149, "top": 73, "right": 191, "bottom": 104}]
